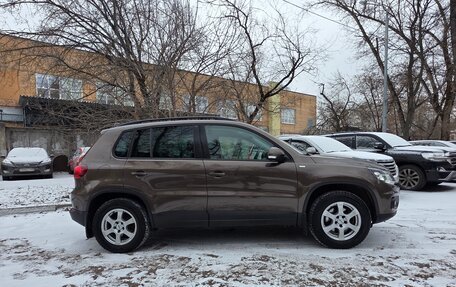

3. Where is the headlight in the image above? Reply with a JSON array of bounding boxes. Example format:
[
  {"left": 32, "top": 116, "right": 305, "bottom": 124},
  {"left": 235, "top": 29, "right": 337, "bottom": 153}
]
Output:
[
  {"left": 40, "top": 159, "right": 52, "bottom": 165},
  {"left": 421, "top": 152, "right": 448, "bottom": 161},
  {"left": 369, "top": 168, "right": 396, "bottom": 185},
  {"left": 1, "top": 159, "right": 14, "bottom": 166}
]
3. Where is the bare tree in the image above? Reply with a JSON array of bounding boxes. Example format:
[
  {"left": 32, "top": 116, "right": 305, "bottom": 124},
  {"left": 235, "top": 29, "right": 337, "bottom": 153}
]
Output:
[
  {"left": 315, "top": 0, "right": 454, "bottom": 139},
  {"left": 1, "top": 0, "right": 201, "bottom": 120},
  {"left": 211, "top": 0, "right": 320, "bottom": 124},
  {"left": 318, "top": 73, "right": 357, "bottom": 132}
]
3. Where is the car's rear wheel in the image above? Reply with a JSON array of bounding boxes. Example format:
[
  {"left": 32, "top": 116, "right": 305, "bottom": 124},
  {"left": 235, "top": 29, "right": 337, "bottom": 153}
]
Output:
[
  {"left": 398, "top": 165, "right": 426, "bottom": 190},
  {"left": 93, "top": 198, "right": 150, "bottom": 253},
  {"left": 309, "top": 191, "right": 371, "bottom": 249}
]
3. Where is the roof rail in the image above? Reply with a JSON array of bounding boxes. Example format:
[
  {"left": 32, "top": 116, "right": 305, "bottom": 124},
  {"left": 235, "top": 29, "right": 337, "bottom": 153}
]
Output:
[{"left": 117, "top": 116, "right": 236, "bottom": 126}]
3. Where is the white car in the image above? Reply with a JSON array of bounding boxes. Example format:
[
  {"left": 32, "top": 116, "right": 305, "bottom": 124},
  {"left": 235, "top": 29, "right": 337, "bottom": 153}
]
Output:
[
  {"left": 1, "top": 147, "right": 53, "bottom": 180},
  {"left": 279, "top": 135, "right": 399, "bottom": 182}
]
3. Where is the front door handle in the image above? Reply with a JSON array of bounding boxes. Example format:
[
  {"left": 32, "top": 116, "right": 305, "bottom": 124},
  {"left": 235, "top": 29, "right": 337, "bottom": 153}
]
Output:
[
  {"left": 131, "top": 170, "right": 147, "bottom": 177},
  {"left": 208, "top": 171, "right": 226, "bottom": 178}
]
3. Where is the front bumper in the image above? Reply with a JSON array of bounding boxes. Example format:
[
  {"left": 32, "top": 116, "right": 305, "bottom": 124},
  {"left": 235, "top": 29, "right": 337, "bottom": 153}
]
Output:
[
  {"left": 374, "top": 183, "right": 400, "bottom": 224},
  {"left": 426, "top": 165, "right": 456, "bottom": 182},
  {"left": 1, "top": 164, "right": 53, "bottom": 177}
]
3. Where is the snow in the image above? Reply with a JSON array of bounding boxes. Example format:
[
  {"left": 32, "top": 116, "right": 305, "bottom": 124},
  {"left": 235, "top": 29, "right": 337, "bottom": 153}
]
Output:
[
  {"left": 0, "top": 173, "right": 73, "bottom": 208},
  {"left": 0, "top": 177, "right": 456, "bottom": 286},
  {"left": 4, "top": 147, "right": 51, "bottom": 164}
]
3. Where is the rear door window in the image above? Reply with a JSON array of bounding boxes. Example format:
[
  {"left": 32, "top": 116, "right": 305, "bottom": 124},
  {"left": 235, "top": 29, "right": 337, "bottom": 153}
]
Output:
[
  {"left": 333, "top": 136, "right": 354, "bottom": 148},
  {"left": 151, "top": 126, "right": 196, "bottom": 159}
]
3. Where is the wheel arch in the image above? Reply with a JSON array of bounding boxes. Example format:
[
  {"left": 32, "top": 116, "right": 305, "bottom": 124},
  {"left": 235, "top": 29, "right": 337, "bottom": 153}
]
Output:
[
  {"left": 301, "top": 183, "right": 378, "bottom": 231},
  {"left": 85, "top": 189, "right": 152, "bottom": 238}
]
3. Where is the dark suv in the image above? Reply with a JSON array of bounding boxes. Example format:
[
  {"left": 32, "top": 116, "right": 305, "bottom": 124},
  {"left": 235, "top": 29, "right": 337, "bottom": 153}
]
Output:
[
  {"left": 328, "top": 132, "right": 456, "bottom": 190},
  {"left": 70, "top": 117, "right": 399, "bottom": 253}
]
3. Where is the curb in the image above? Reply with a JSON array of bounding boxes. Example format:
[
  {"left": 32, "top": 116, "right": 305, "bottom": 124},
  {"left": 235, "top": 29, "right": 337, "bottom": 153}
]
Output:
[{"left": 0, "top": 203, "right": 71, "bottom": 216}]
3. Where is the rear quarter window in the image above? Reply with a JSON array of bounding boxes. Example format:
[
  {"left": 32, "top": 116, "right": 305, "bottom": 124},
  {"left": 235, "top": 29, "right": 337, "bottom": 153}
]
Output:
[{"left": 114, "top": 131, "right": 134, "bottom": 157}]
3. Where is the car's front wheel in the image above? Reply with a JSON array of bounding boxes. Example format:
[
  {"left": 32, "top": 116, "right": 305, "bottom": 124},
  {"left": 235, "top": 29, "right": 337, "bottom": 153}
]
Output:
[
  {"left": 309, "top": 191, "right": 371, "bottom": 249},
  {"left": 398, "top": 164, "right": 426, "bottom": 190},
  {"left": 92, "top": 198, "right": 150, "bottom": 253}
]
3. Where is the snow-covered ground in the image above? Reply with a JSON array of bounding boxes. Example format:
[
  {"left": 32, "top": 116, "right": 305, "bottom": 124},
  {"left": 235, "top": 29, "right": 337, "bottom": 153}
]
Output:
[
  {"left": 0, "top": 173, "right": 74, "bottom": 209},
  {"left": 0, "top": 177, "right": 455, "bottom": 286}
]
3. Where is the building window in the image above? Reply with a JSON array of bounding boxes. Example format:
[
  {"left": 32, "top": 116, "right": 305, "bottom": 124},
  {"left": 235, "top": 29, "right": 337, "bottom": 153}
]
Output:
[
  {"left": 247, "top": 104, "right": 262, "bottom": 121},
  {"left": 159, "top": 94, "right": 173, "bottom": 110},
  {"left": 96, "top": 83, "right": 134, "bottom": 106},
  {"left": 36, "top": 73, "right": 82, "bottom": 100},
  {"left": 60, "top": 77, "right": 83, "bottom": 100},
  {"left": 307, "top": 118, "right": 314, "bottom": 128},
  {"left": 281, "top": 108, "right": 295, "bottom": 124},
  {"left": 184, "top": 95, "right": 208, "bottom": 113},
  {"left": 217, "top": 100, "right": 237, "bottom": 119}
]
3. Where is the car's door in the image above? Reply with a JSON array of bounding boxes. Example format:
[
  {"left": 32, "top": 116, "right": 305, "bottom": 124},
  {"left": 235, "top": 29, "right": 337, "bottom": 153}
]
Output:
[
  {"left": 122, "top": 125, "right": 208, "bottom": 228},
  {"left": 202, "top": 124, "right": 298, "bottom": 227}
]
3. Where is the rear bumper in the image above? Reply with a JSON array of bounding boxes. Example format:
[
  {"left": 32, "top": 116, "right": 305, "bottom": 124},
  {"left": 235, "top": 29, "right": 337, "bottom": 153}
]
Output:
[{"left": 69, "top": 207, "right": 87, "bottom": 227}]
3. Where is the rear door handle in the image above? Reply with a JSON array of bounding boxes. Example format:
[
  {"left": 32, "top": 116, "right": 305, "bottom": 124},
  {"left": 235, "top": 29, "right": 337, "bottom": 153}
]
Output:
[
  {"left": 208, "top": 171, "right": 226, "bottom": 178},
  {"left": 131, "top": 170, "right": 147, "bottom": 177}
]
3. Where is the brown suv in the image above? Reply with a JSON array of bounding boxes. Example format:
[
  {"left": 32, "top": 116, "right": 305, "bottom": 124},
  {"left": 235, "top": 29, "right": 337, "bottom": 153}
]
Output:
[{"left": 70, "top": 117, "right": 399, "bottom": 253}]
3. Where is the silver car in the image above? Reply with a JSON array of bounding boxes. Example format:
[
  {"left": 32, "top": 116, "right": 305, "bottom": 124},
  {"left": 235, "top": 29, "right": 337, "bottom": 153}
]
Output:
[
  {"left": 279, "top": 135, "right": 399, "bottom": 182},
  {"left": 1, "top": 147, "right": 53, "bottom": 180}
]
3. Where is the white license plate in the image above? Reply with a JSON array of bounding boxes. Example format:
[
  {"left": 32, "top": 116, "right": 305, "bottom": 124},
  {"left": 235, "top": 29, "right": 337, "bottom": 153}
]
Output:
[{"left": 19, "top": 168, "right": 35, "bottom": 172}]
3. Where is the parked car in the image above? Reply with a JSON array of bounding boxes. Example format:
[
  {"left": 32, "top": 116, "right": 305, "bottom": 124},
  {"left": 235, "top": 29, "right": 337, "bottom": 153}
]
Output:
[
  {"left": 70, "top": 117, "right": 399, "bottom": 253},
  {"left": 278, "top": 135, "right": 399, "bottom": 182},
  {"left": 1, "top": 147, "right": 53, "bottom": 180},
  {"left": 328, "top": 132, "right": 456, "bottom": 190},
  {"left": 68, "top": 147, "right": 91, "bottom": 174},
  {"left": 410, "top": 140, "right": 456, "bottom": 149}
]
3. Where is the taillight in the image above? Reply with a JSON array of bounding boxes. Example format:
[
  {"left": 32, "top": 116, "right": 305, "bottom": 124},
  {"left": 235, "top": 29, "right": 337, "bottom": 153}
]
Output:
[{"left": 74, "top": 165, "right": 88, "bottom": 179}]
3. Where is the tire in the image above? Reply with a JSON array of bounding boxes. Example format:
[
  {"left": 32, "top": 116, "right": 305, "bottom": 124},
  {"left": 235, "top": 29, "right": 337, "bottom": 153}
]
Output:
[
  {"left": 309, "top": 191, "right": 372, "bottom": 249},
  {"left": 2, "top": 176, "right": 11, "bottom": 181},
  {"left": 398, "top": 165, "right": 426, "bottom": 191},
  {"left": 92, "top": 198, "right": 150, "bottom": 253}
]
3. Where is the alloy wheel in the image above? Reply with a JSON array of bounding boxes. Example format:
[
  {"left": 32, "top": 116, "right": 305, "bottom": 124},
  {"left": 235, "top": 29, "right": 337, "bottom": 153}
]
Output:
[
  {"left": 399, "top": 168, "right": 420, "bottom": 189},
  {"left": 101, "top": 208, "right": 137, "bottom": 246},
  {"left": 320, "top": 201, "right": 361, "bottom": 241}
]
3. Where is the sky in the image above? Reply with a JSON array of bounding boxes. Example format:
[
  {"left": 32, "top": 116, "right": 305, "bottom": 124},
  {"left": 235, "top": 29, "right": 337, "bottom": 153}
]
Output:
[
  {"left": 280, "top": 0, "right": 363, "bottom": 96},
  {"left": 0, "top": 0, "right": 363, "bottom": 97}
]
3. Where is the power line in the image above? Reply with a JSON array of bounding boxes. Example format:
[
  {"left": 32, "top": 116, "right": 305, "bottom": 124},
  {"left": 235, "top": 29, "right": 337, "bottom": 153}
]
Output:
[{"left": 282, "top": 0, "right": 358, "bottom": 32}]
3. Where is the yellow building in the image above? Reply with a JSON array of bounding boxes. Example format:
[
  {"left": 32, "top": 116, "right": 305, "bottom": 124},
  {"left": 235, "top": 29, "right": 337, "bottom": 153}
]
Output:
[{"left": 0, "top": 34, "right": 316, "bottom": 157}]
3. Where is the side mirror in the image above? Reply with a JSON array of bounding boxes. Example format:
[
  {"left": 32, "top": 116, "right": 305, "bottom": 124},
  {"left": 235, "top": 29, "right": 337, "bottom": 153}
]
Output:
[
  {"left": 268, "top": 147, "right": 286, "bottom": 163},
  {"left": 373, "top": 142, "right": 385, "bottom": 150},
  {"left": 306, "top": 147, "right": 318, "bottom": 154}
]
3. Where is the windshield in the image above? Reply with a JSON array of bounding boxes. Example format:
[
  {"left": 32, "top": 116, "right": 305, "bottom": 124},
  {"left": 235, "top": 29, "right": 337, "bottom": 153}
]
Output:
[
  {"left": 376, "top": 133, "right": 411, "bottom": 147},
  {"left": 308, "top": 136, "right": 352, "bottom": 153},
  {"left": 7, "top": 147, "right": 48, "bottom": 158}
]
